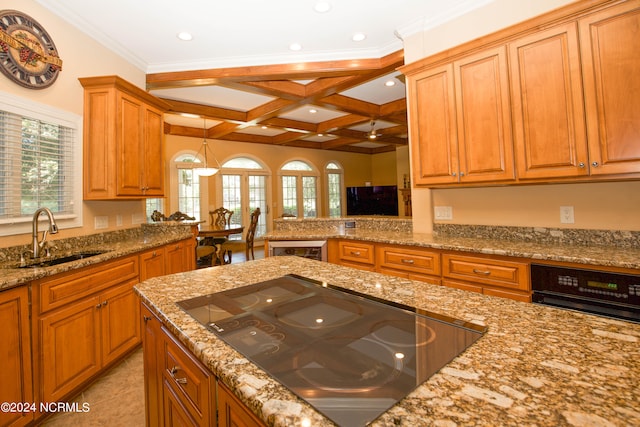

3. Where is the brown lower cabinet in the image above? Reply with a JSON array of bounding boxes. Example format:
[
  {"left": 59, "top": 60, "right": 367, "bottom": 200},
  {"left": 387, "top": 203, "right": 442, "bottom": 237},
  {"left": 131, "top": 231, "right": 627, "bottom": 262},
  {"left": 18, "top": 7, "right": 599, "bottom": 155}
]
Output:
[
  {"left": 33, "top": 255, "right": 142, "bottom": 404},
  {"left": 0, "top": 286, "right": 33, "bottom": 427},
  {"left": 329, "top": 239, "right": 531, "bottom": 302},
  {"left": 142, "top": 302, "right": 266, "bottom": 427}
]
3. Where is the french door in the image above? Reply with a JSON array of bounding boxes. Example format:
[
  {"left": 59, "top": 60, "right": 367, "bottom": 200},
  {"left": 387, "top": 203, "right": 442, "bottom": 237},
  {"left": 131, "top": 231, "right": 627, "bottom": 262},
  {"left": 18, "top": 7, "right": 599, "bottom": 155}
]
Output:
[{"left": 221, "top": 173, "right": 268, "bottom": 239}]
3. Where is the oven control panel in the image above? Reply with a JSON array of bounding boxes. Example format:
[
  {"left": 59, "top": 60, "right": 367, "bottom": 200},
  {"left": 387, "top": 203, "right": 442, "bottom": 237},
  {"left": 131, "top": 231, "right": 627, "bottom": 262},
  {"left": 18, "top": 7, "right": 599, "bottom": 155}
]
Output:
[{"left": 531, "top": 264, "right": 640, "bottom": 308}]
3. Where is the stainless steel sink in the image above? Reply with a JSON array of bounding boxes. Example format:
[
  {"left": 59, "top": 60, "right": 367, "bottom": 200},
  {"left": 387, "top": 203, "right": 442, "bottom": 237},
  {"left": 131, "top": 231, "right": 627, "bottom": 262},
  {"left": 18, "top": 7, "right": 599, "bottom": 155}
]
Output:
[{"left": 11, "top": 250, "right": 108, "bottom": 269}]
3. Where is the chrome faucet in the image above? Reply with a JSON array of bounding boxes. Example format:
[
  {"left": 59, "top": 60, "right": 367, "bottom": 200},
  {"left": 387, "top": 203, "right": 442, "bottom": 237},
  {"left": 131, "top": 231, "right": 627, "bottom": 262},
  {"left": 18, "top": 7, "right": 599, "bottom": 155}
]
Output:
[{"left": 32, "top": 207, "right": 59, "bottom": 258}]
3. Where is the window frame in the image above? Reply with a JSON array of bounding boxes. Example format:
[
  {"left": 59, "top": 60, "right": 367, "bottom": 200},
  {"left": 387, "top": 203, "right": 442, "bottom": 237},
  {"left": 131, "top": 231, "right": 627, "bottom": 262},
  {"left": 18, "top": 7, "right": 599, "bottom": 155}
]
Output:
[
  {"left": 325, "top": 161, "right": 344, "bottom": 218},
  {"left": 279, "top": 159, "right": 319, "bottom": 218},
  {"left": 0, "top": 91, "right": 82, "bottom": 236}
]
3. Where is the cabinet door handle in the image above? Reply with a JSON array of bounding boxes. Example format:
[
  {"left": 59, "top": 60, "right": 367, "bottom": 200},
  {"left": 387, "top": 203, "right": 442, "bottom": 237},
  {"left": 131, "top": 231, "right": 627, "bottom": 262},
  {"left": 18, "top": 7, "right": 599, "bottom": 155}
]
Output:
[
  {"left": 143, "top": 315, "right": 152, "bottom": 322},
  {"left": 578, "top": 162, "right": 585, "bottom": 168},
  {"left": 170, "top": 366, "right": 188, "bottom": 384},
  {"left": 592, "top": 161, "right": 599, "bottom": 168},
  {"left": 102, "top": 300, "right": 108, "bottom": 307},
  {"left": 472, "top": 269, "right": 491, "bottom": 276},
  {"left": 401, "top": 259, "right": 415, "bottom": 264}
]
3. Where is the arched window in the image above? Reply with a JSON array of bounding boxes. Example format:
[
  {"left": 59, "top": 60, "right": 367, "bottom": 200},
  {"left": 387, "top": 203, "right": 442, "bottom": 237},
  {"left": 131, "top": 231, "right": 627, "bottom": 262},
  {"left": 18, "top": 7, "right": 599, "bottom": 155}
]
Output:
[
  {"left": 219, "top": 156, "right": 269, "bottom": 238},
  {"left": 175, "top": 154, "right": 202, "bottom": 220},
  {"left": 325, "top": 161, "right": 343, "bottom": 217},
  {"left": 280, "top": 160, "right": 318, "bottom": 218}
]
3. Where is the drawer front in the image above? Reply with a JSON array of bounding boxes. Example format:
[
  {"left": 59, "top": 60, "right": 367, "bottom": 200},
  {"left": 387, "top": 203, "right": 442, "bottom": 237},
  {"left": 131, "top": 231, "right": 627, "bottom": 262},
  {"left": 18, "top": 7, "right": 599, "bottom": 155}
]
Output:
[
  {"left": 442, "top": 254, "right": 530, "bottom": 291},
  {"left": 38, "top": 255, "right": 139, "bottom": 313},
  {"left": 161, "top": 326, "right": 212, "bottom": 424},
  {"left": 377, "top": 246, "right": 441, "bottom": 276},
  {"left": 338, "top": 241, "right": 375, "bottom": 265}
]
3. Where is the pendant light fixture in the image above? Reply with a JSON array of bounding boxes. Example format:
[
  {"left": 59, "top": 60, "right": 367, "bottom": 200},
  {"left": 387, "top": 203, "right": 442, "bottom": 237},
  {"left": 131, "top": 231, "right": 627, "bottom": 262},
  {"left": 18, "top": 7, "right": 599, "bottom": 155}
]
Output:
[
  {"left": 368, "top": 120, "right": 378, "bottom": 140},
  {"left": 193, "top": 119, "right": 220, "bottom": 176}
]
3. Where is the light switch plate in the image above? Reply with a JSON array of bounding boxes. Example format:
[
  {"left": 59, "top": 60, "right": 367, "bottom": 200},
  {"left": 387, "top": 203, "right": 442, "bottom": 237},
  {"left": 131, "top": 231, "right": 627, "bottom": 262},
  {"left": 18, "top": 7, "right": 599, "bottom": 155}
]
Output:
[
  {"left": 560, "top": 206, "right": 575, "bottom": 224},
  {"left": 132, "top": 213, "right": 145, "bottom": 224},
  {"left": 434, "top": 206, "right": 453, "bottom": 220},
  {"left": 94, "top": 215, "right": 108, "bottom": 230}
]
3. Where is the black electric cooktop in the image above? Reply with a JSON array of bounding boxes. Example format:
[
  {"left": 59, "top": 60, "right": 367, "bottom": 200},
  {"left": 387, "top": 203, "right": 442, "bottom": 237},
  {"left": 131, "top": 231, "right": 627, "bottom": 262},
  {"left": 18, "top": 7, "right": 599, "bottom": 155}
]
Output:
[{"left": 177, "top": 274, "right": 486, "bottom": 427}]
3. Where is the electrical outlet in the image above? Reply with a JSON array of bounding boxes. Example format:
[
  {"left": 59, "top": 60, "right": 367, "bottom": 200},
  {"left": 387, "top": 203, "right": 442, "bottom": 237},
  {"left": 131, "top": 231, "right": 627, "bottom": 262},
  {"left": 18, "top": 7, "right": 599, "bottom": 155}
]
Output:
[
  {"left": 116, "top": 214, "right": 123, "bottom": 227},
  {"left": 132, "top": 213, "right": 145, "bottom": 224},
  {"left": 94, "top": 216, "right": 108, "bottom": 230},
  {"left": 560, "top": 206, "right": 574, "bottom": 224},
  {"left": 434, "top": 206, "right": 453, "bottom": 220}
]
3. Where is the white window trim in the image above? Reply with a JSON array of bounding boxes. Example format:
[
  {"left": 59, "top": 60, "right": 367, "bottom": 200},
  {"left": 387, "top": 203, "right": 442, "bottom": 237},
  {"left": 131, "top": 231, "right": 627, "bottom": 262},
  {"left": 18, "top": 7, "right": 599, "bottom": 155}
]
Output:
[
  {"left": 169, "top": 150, "right": 209, "bottom": 221},
  {"left": 278, "top": 159, "right": 320, "bottom": 218},
  {"left": 325, "top": 161, "right": 344, "bottom": 217},
  {"left": 0, "top": 91, "right": 83, "bottom": 236}
]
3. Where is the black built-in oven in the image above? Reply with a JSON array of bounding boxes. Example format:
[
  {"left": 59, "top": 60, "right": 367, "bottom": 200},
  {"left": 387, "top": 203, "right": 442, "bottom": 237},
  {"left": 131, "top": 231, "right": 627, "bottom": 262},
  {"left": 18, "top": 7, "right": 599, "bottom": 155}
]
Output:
[{"left": 531, "top": 264, "right": 640, "bottom": 323}]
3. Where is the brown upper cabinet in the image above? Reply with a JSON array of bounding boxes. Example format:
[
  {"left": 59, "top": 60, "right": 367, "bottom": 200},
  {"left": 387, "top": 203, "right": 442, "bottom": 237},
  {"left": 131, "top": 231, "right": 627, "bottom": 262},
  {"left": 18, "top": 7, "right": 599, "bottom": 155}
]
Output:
[
  {"left": 578, "top": 1, "right": 640, "bottom": 176},
  {"left": 402, "top": 0, "right": 640, "bottom": 187},
  {"left": 407, "top": 46, "right": 514, "bottom": 185},
  {"left": 509, "top": 22, "right": 589, "bottom": 180},
  {"left": 80, "top": 76, "right": 171, "bottom": 200}
]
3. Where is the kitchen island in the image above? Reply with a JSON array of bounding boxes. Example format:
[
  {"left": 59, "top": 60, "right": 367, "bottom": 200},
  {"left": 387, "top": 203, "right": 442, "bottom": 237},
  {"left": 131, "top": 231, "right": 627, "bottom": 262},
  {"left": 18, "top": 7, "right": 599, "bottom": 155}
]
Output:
[{"left": 135, "top": 256, "right": 640, "bottom": 427}]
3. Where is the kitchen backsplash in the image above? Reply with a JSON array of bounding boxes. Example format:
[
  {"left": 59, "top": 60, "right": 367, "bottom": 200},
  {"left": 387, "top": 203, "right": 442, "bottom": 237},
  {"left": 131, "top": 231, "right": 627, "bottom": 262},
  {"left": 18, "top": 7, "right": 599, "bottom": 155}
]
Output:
[
  {"left": 0, "top": 222, "right": 195, "bottom": 263},
  {"left": 272, "top": 218, "right": 639, "bottom": 249},
  {"left": 433, "top": 224, "right": 640, "bottom": 249},
  {"left": 273, "top": 217, "right": 413, "bottom": 233}
]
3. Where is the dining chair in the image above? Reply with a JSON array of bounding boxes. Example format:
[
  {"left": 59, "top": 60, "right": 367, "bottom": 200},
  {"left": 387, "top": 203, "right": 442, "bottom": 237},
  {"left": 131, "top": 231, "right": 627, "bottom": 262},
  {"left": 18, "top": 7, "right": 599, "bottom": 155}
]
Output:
[
  {"left": 221, "top": 207, "right": 260, "bottom": 264},
  {"left": 209, "top": 207, "right": 234, "bottom": 228},
  {"left": 195, "top": 244, "right": 217, "bottom": 268},
  {"left": 207, "top": 207, "right": 234, "bottom": 244}
]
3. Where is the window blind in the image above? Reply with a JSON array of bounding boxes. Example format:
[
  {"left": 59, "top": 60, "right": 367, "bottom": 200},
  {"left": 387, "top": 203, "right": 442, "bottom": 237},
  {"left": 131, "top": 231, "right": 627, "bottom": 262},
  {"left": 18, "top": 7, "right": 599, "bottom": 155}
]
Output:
[{"left": 0, "top": 110, "right": 75, "bottom": 219}]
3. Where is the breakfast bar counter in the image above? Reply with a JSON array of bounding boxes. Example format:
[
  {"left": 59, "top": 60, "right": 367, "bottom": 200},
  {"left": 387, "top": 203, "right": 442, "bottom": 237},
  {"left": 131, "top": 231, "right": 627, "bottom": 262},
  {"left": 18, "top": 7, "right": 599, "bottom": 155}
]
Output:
[{"left": 134, "top": 256, "right": 640, "bottom": 427}]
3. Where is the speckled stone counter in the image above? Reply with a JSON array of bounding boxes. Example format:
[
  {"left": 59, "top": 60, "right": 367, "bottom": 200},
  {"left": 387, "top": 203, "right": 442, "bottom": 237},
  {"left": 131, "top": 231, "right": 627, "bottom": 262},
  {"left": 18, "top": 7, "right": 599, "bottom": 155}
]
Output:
[
  {"left": 0, "top": 222, "right": 195, "bottom": 291},
  {"left": 266, "top": 220, "right": 640, "bottom": 271},
  {"left": 135, "top": 256, "right": 640, "bottom": 427}
]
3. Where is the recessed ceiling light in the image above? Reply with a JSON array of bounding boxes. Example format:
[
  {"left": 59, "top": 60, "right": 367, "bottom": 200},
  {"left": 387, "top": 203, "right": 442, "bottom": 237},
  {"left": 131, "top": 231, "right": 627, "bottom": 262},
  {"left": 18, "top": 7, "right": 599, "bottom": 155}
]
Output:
[
  {"left": 352, "top": 33, "right": 366, "bottom": 42},
  {"left": 385, "top": 80, "right": 396, "bottom": 87},
  {"left": 314, "top": 2, "right": 331, "bottom": 13},
  {"left": 180, "top": 113, "right": 200, "bottom": 118},
  {"left": 177, "top": 31, "right": 193, "bottom": 41},
  {"left": 289, "top": 43, "right": 302, "bottom": 51},
  {"left": 309, "top": 108, "right": 317, "bottom": 114}
]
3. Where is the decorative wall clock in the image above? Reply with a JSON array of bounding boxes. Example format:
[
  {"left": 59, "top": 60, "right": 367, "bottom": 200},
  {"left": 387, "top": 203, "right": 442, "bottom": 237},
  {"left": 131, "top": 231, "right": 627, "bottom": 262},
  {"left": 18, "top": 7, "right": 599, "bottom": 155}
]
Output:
[{"left": 0, "top": 10, "right": 63, "bottom": 89}]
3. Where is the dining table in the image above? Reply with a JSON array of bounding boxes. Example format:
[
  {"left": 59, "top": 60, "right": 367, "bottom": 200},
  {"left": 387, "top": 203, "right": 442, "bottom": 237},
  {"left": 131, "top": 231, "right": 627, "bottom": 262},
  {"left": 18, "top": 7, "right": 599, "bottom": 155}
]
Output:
[{"left": 197, "top": 224, "right": 245, "bottom": 265}]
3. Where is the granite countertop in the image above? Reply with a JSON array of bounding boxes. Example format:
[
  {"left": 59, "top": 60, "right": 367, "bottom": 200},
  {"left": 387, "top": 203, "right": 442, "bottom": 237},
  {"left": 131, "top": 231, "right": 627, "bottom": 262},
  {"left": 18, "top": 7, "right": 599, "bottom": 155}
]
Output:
[
  {"left": 135, "top": 256, "right": 640, "bottom": 427},
  {"left": 0, "top": 225, "right": 194, "bottom": 291},
  {"left": 264, "top": 229, "right": 640, "bottom": 271}
]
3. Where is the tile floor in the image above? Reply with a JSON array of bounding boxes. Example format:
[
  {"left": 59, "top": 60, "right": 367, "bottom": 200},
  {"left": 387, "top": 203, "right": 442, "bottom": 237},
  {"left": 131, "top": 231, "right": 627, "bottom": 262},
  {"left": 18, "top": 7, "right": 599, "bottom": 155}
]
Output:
[
  {"left": 41, "top": 348, "right": 145, "bottom": 427},
  {"left": 41, "top": 247, "right": 264, "bottom": 426}
]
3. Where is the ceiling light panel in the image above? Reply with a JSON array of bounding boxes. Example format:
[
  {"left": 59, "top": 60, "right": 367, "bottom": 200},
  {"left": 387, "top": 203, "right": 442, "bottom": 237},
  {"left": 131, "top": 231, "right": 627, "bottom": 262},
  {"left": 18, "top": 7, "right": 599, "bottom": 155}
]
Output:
[
  {"left": 235, "top": 126, "right": 287, "bottom": 137},
  {"left": 164, "top": 113, "right": 222, "bottom": 128},
  {"left": 150, "top": 86, "right": 275, "bottom": 111},
  {"left": 278, "top": 105, "right": 347, "bottom": 123},
  {"left": 340, "top": 71, "right": 406, "bottom": 104}
]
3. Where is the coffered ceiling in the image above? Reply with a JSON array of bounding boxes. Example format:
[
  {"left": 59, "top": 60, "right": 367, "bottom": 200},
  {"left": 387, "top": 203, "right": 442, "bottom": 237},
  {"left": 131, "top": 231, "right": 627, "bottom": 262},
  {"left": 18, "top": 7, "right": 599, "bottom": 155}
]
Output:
[{"left": 36, "top": 0, "right": 494, "bottom": 154}]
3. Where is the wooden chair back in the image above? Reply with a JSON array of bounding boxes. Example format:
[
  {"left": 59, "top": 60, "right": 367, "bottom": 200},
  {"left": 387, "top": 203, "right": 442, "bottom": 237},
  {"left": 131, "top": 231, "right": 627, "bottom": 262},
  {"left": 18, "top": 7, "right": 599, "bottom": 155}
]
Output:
[
  {"left": 245, "top": 207, "right": 261, "bottom": 260},
  {"left": 209, "top": 207, "right": 233, "bottom": 228}
]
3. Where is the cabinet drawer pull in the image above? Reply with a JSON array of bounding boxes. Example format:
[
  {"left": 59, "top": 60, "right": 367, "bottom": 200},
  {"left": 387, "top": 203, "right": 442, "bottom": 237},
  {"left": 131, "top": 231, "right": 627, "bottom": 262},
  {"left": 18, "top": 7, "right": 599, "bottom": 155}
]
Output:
[
  {"left": 472, "top": 269, "right": 491, "bottom": 275},
  {"left": 350, "top": 251, "right": 361, "bottom": 256},
  {"left": 170, "top": 366, "right": 188, "bottom": 384},
  {"left": 401, "top": 259, "right": 415, "bottom": 264}
]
